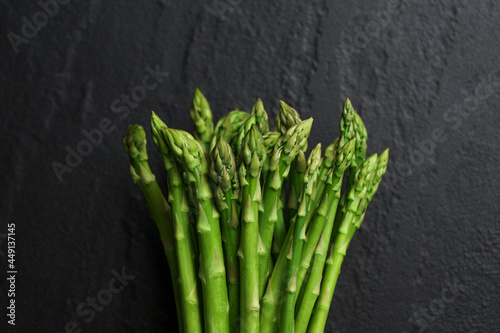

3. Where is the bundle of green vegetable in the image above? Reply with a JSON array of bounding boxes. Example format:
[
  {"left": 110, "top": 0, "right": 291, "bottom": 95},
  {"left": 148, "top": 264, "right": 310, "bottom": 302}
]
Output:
[{"left": 123, "top": 88, "right": 389, "bottom": 333}]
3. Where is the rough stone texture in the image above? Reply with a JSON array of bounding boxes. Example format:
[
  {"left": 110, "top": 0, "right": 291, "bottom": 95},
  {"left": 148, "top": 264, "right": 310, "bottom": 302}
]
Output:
[{"left": 1, "top": 0, "right": 500, "bottom": 332}]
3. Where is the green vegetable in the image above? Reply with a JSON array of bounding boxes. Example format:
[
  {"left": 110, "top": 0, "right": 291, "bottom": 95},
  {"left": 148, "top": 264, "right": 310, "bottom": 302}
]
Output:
[
  {"left": 122, "top": 125, "right": 186, "bottom": 333},
  {"left": 261, "top": 131, "right": 281, "bottom": 183},
  {"left": 276, "top": 100, "right": 302, "bottom": 135},
  {"left": 258, "top": 118, "right": 313, "bottom": 297},
  {"left": 251, "top": 99, "right": 269, "bottom": 134},
  {"left": 280, "top": 143, "right": 322, "bottom": 333},
  {"left": 190, "top": 88, "right": 214, "bottom": 155},
  {"left": 335, "top": 99, "right": 368, "bottom": 231},
  {"left": 238, "top": 125, "right": 266, "bottom": 332},
  {"left": 163, "top": 126, "right": 230, "bottom": 333},
  {"left": 209, "top": 136, "right": 241, "bottom": 333},
  {"left": 308, "top": 154, "right": 379, "bottom": 332},
  {"left": 287, "top": 151, "right": 307, "bottom": 221},
  {"left": 294, "top": 138, "right": 356, "bottom": 328},
  {"left": 150, "top": 115, "right": 205, "bottom": 332},
  {"left": 211, "top": 109, "right": 250, "bottom": 153},
  {"left": 123, "top": 90, "right": 389, "bottom": 333},
  {"left": 260, "top": 223, "right": 294, "bottom": 333}
]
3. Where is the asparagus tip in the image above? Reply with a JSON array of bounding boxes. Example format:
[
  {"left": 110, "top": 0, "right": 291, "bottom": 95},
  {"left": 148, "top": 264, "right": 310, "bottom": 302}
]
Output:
[{"left": 123, "top": 124, "right": 148, "bottom": 161}]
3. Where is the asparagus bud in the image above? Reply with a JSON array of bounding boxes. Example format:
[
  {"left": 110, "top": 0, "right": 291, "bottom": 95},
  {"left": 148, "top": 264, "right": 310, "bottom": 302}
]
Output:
[
  {"left": 190, "top": 88, "right": 214, "bottom": 154},
  {"left": 211, "top": 109, "right": 250, "bottom": 152},
  {"left": 352, "top": 112, "right": 368, "bottom": 168},
  {"left": 123, "top": 124, "right": 148, "bottom": 168},
  {"left": 251, "top": 99, "right": 269, "bottom": 134},
  {"left": 276, "top": 100, "right": 302, "bottom": 135},
  {"left": 339, "top": 98, "right": 355, "bottom": 141},
  {"left": 232, "top": 115, "right": 257, "bottom": 161},
  {"left": 261, "top": 131, "right": 282, "bottom": 182},
  {"left": 322, "top": 138, "right": 340, "bottom": 170},
  {"left": 281, "top": 118, "right": 314, "bottom": 165}
]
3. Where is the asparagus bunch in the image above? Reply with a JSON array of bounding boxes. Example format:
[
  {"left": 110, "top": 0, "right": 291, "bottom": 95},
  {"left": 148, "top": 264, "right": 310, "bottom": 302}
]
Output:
[{"left": 123, "top": 89, "right": 389, "bottom": 333}]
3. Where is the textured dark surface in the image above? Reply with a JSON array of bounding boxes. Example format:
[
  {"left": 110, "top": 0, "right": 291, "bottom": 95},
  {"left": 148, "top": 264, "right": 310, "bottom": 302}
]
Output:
[{"left": 1, "top": 0, "right": 500, "bottom": 332}]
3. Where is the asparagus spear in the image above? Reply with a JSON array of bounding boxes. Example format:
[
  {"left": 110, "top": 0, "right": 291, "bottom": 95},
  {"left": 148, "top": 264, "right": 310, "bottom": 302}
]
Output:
[
  {"left": 280, "top": 144, "right": 322, "bottom": 333},
  {"left": 260, "top": 192, "right": 313, "bottom": 333},
  {"left": 190, "top": 88, "right": 214, "bottom": 155},
  {"left": 161, "top": 126, "right": 230, "bottom": 333},
  {"left": 209, "top": 136, "right": 241, "bottom": 333},
  {"left": 306, "top": 139, "right": 339, "bottom": 220},
  {"left": 294, "top": 139, "right": 356, "bottom": 310},
  {"left": 259, "top": 137, "right": 352, "bottom": 333},
  {"left": 348, "top": 149, "right": 389, "bottom": 242},
  {"left": 149, "top": 116, "right": 204, "bottom": 333},
  {"left": 276, "top": 100, "right": 304, "bottom": 248},
  {"left": 308, "top": 154, "right": 378, "bottom": 333},
  {"left": 278, "top": 100, "right": 308, "bottom": 226},
  {"left": 335, "top": 100, "right": 368, "bottom": 228},
  {"left": 294, "top": 142, "right": 357, "bottom": 333},
  {"left": 343, "top": 111, "right": 368, "bottom": 198},
  {"left": 352, "top": 112, "right": 368, "bottom": 168},
  {"left": 238, "top": 125, "right": 267, "bottom": 333},
  {"left": 260, "top": 224, "right": 294, "bottom": 333},
  {"left": 122, "top": 125, "right": 185, "bottom": 333},
  {"left": 262, "top": 131, "right": 285, "bottom": 262},
  {"left": 258, "top": 118, "right": 314, "bottom": 297}
]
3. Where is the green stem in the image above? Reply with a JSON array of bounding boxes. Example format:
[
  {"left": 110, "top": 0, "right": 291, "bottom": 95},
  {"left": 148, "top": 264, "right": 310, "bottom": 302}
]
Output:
[
  {"left": 279, "top": 195, "right": 309, "bottom": 333},
  {"left": 273, "top": 190, "right": 287, "bottom": 256},
  {"left": 295, "top": 175, "right": 335, "bottom": 297},
  {"left": 164, "top": 159, "right": 203, "bottom": 333},
  {"left": 132, "top": 171, "right": 185, "bottom": 333},
  {"left": 295, "top": 182, "right": 341, "bottom": 313},
  {"left": 287, "top": 152, "right": 306, "bottom": 220},
  {"left": 280, "top": 142, "right": 321, "bottom": 333},
  {"left": 222, "top": 197, "right": 240, "bottom": 333},
  {"left": 307, "top": 211, "right": 356, "bottom": 332},
  {"left": 196, "top": 173, "right": 230, "bottom": 333},
  {"left": 260, "top": 224, "right": 294, "bottom": 333},
  {"left": 294, "top": 187, "right": 342, "bottom": 333},
  {"left": 239, "top": 170, "right": 261, "bottom": 332},
  {"left": 123, "top": 125, "right": 186, "bottom": 332},
  {"left": 258, "top": 153, "right": 288, "bottom": 297}
]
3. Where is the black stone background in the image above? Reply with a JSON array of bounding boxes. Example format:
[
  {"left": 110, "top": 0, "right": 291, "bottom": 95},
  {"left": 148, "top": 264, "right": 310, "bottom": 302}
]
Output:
[{"left": 1, "top": 0, "right": 500, "bottom": 332}]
